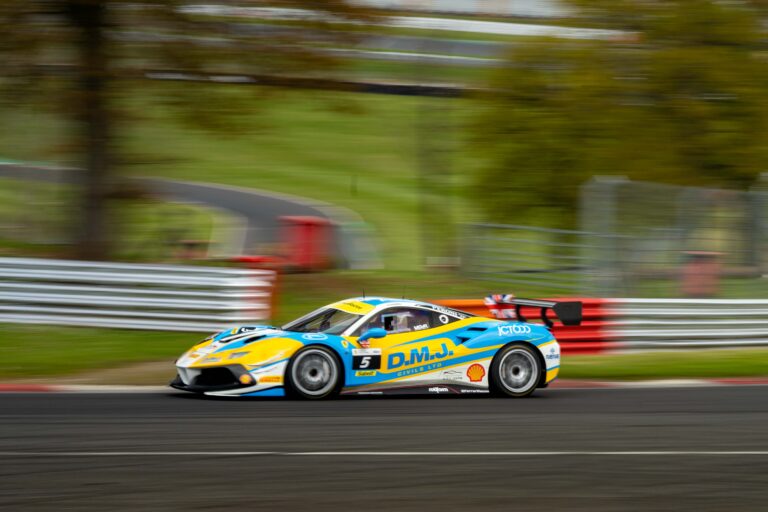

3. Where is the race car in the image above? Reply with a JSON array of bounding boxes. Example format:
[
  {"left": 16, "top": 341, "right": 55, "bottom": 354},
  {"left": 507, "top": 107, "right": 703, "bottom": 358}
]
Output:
[{"left": 171, "top": 296, "right": 582, "bottom": 399}]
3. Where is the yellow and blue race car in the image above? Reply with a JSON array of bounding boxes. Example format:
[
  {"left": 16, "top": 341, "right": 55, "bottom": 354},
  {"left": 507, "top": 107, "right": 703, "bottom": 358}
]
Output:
[{"left": 171, "top": 296, "right": 582, "bottom": 399}]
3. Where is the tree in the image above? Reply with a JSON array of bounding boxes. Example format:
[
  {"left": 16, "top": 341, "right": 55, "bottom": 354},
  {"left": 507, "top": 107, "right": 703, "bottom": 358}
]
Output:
[
  {"left": 471, "top": 0, "right": 768, "bottom": 227},
  {"left": 0, "top": 0, "right": 369, "bottom": 259}
]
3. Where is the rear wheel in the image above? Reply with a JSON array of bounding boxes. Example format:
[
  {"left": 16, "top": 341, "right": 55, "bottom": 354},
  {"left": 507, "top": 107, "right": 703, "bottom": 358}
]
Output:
[
  {"left": 286, "top": 346, "right": 341, "bottom": 400},
  {"left": 490, "top": 344, "right": 541, "bottom": 398}
]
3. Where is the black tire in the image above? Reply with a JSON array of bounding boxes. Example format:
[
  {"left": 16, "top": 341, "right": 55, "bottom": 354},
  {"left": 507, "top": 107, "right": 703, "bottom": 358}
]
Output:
[
  {"left": 285, "top": 346, "right": 341, "bottom": 400},
  {"left": 490, "top": 343, "right": 541, "bottom": 398}
]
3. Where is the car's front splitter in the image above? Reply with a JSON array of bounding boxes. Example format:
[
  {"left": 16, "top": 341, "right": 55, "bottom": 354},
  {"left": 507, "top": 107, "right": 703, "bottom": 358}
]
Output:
[{"left": 170, "top": 364, "right": 284, "bottom": 397}]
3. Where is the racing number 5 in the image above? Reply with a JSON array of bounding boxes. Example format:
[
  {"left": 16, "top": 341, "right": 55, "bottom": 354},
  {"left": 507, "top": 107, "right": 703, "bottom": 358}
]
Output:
[{"left": 352, "top": 349, "right": 381, "bottom": 370}]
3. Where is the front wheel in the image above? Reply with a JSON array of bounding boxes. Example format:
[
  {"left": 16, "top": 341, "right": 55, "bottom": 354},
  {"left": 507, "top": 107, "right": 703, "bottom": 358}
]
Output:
[
  {"left": 286, "top": 346, "right": 341, "bottom": 400},
  {"left": 490, "top": 344, "right": 541, "bottom": 398}
]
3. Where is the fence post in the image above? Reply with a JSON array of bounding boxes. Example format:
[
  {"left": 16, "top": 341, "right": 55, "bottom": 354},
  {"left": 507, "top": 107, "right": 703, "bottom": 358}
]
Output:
[
  {"left": 580, "top": 176, "right": 627, "bottom": 297},
  {"left": 751, "top": 174, "right": 768, "bottom": 274}
]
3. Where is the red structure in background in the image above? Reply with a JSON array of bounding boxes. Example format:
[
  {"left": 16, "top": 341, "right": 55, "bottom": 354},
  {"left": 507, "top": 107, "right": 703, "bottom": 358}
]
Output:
[
  {"left": 433, "top": 298, "right": 617, "bottom": 355},
  {"left": 234, "top": 216, "right": 334, "bottom": 318},
  {"left": 279, "top": 216, "right": 333, "bottom": 272}
]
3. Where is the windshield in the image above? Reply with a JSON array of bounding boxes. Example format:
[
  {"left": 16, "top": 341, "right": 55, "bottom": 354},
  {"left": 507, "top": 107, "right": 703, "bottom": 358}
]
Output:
[{"left": 282, "top": 307, "right": 361, "bottom": 335}]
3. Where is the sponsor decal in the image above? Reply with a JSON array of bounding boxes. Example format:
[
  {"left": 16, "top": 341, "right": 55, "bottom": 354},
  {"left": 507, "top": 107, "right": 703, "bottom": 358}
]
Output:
[
  {"left": 460, "top": 389, "right": 489, "bottom": 394},
  {"left": 341, "top": 340, "right": 349, "bottom": 348},
  {"left": 466, "top": 363, "right": 486, "bottom": 383},
  {"left": 217, "top": 327, "right": 279, "bottom": 344},
  {"left": 442, "top": 369, "right": 463, "bottom": 381},
  {"left": 259, "top": 376, "right": 282, "bottom": 383},
  {"left": 302, "top": 333, "right": 328, "bottom": 341},
  {"left": 330, "top": 300, "right": 374, "bottom": 315},
  {"left": 355, "top": 370, "right": 377, "bottom": 377},
  {"left": 352, "top": 348, "right": 381, "bottom": 356},
  {"left": 388, "top": 343, "right": 454, "bottom": 369},
  {"left": 396, "top": 362, "right": 443, "bottom": 377},
  {"left": 497, "top": 324, "right": 532, "bottom": 336},
  {"left": 545, "top": 346, "right": 559, "bottom": 361},
  {"left": 438, "top": 314, "right": 450, "bottom": 324},
  {"left": 429, "top": 386, "right": 450, "bottom": 393},
  {"left": 413, "top": 323, "right": 429, "bottom": 331},
  {"left": 427, "top": 304, "right": 470, "bottom": 319}
]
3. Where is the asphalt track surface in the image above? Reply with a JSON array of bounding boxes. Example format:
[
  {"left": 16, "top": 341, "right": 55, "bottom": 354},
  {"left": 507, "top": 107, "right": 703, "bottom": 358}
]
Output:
[{"left": 1, "top": 386, "right": 767, "bottom": 511}]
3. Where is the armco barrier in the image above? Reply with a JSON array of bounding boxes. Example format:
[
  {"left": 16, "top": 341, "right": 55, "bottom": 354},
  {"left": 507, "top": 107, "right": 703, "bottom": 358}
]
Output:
[
  {"left": 434, "top": 298, "right": 768, "bottom": 353},
  {"left": 608, "top": 298, "right": 768, "bottom": 349},
  {"left": 0, "top": 257, "right": 276, "bottom": 332}
]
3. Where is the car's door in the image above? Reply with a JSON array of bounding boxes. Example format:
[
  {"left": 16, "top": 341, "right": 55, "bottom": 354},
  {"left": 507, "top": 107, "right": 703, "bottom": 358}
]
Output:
[{"left": 351, "top": 306, "right": 462, "bottom": 378}]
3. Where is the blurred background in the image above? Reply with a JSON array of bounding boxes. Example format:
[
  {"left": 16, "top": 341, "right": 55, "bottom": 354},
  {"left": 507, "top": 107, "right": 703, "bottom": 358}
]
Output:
[
  {"left": 1, "top": 4, "right": 767, "bottom": 512},
  {"left": 1, "top": 0, "right": 767, "bottom": 382}
]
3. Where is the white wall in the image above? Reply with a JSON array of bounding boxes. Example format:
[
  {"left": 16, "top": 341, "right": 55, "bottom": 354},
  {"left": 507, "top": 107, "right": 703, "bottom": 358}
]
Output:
[{"left": 354, "top": 0, "right": 570, "bottom": 18}]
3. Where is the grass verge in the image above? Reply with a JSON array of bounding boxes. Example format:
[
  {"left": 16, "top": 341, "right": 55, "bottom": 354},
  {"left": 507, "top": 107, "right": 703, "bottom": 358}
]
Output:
[
  {"left": 0, "top": 325, "right": 191, "bottom": 379},
  {"left": 562, "top": 348, "right": 768, "bottom": 381},
  {"left": 0, "top": 177, "right": 220, "bottom": 261}
]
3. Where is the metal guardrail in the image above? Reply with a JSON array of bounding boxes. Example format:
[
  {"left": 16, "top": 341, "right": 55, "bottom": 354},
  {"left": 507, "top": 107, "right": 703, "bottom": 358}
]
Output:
[
  {"left": 609, "top": 299, "right": 768, "bottom": 348},
  {"left": 437, "top": 297, "right": 768, "bottom": 351},
  {"left": 0, "top": 257, "right": 276, "bottom": 332}
]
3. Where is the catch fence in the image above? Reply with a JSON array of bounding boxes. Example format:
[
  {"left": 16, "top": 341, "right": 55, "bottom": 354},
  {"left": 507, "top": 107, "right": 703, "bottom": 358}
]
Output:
[
  {"left": 460, "top": 223, "right": 594, "bottom": 294},
  {"left": 462, "top": 178, "right": 768, "bottom": 298},
  {"left": 0, "top": 257, "right": 276, "bottom": 332}
]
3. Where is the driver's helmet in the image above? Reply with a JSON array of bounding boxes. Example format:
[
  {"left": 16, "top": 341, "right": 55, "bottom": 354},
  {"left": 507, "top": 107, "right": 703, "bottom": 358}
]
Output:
[{"left": 383, "top": 310, "right": 431, "bottom": 333}]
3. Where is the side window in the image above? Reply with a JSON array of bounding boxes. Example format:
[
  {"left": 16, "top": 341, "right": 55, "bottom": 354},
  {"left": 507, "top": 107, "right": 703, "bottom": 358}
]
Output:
[{"left": 355, "top": 308, "right": 436, "bottom": 335}]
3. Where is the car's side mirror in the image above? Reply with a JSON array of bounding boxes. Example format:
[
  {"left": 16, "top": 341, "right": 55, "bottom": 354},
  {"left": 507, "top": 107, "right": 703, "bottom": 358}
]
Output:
[{"left": 359, "top": 327, "right": 387, "bottom": 343}]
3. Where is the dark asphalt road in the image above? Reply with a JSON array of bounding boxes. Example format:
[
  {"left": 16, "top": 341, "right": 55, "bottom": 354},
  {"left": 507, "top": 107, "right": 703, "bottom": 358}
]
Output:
[{"left": 1, "top": 386, "right": 767, "bottom": 511}]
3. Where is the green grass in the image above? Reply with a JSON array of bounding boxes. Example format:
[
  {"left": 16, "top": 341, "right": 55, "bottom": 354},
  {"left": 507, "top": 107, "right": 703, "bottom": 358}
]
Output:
[
  {"left": 343, "top": 57, "right": 494, "bottom": 85},
  {"left": 630, "top": 277, "right": 768, "bottom": 299},
  {"left": 121, "top": 88, "right": 479, "bottom": 269},
  {"left": 0, "top": 324, "right": 191, "bottom": 378},
  {"left": 0, "top": 87, "right": 481, "bottom": 269},
  {"left": 0, "top": 177, "right": 219, "bottom": 261},
  {"left": 562, "top": 349, "right": 768, "bottom": 381}
]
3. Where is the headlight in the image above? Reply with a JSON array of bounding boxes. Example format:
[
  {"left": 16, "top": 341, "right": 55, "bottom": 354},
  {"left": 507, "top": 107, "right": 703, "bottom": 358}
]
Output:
[{"left": 228, "top": 351, "right": 251, "bottom": 360}]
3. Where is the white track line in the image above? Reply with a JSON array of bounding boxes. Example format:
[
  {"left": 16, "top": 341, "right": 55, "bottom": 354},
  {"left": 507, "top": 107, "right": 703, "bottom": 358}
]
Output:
[{"left": 1, "top": 451, "right": 767, "bottom": 457}]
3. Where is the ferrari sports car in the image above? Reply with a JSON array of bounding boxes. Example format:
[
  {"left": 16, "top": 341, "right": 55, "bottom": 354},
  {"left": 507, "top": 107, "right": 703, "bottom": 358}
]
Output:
[{"left": 171, "top": 296, "right": 582, "bottom": 399}]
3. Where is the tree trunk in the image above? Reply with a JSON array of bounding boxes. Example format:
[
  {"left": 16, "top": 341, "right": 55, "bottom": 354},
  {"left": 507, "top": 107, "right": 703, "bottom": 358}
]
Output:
[{"left": 67, "top": 0, "right": 111, "bottom": 260}]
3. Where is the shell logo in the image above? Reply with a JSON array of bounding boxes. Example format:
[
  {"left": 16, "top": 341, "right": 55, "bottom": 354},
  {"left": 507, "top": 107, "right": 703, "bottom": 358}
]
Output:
[{"left": 466, "top": 364, "right": 486, "bottom": 383}]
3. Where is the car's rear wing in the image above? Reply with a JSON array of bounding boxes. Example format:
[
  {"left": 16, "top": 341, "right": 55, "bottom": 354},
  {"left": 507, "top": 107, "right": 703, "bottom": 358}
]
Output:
[{"left": 484, "top": 295, "right": 582, "bottom": 328}]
